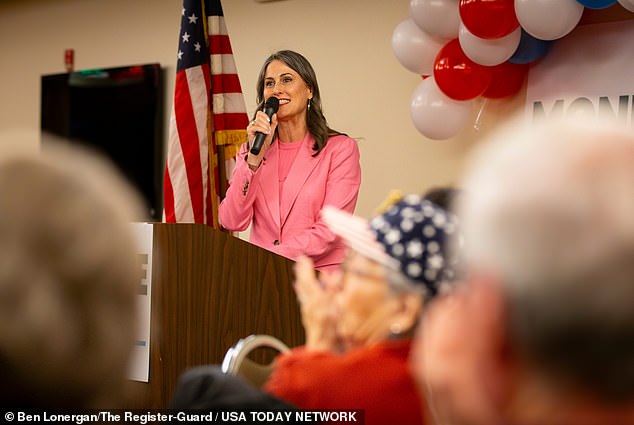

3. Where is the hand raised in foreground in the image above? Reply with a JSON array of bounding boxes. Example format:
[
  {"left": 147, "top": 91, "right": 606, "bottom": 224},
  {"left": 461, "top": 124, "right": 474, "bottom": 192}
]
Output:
[{"left": 293, "top": 256, "right": 342, "bottom": 353}]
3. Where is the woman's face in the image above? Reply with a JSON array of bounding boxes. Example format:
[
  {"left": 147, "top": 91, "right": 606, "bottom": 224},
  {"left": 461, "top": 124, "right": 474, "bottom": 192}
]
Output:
[
  {"left": 335, "top": 250, "right": 400, "bottom": 350},
  {"left": 263, "top": 60, "right": 312, "bottom": 123}
]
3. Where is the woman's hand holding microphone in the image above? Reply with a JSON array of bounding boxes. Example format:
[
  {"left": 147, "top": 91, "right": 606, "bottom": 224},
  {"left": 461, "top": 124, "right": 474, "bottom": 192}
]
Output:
[{"left": 246, "top": 97, "right": 279, "bottom": 171}]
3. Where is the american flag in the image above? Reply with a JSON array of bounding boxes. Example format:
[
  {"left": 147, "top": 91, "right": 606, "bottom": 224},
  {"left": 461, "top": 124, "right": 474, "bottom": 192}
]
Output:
[{"left": 163, "top": 0, "right": 248, "bottom": 227}]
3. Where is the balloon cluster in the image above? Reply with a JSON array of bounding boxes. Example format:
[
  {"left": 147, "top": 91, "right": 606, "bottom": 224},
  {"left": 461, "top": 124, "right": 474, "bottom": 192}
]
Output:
[{"left": 393, "top": 0, "right": 634, "bottom": 140}]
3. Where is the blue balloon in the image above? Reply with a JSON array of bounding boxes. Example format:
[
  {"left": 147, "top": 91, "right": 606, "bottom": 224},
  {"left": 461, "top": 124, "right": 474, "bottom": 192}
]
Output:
[
  {"left": 509, "top": 30, "right": 553, "bottom": 65},
  {"left": 575, "top": 0, "right": 617, "bottom": 8}
]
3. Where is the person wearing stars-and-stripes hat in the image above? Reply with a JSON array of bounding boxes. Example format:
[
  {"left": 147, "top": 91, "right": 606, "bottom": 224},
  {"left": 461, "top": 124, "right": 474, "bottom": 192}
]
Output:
[
  {"left": 366, "top": 194, "right": 461, "bottom": 297},
  {"left": 264, "top": 193, "right": 461, "bottom": 425}
]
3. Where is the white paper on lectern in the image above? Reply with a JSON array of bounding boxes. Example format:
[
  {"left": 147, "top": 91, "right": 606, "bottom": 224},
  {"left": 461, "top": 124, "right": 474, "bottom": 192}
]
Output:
[
  {"left": 526, "top": 21, "right": 634, "bottom": 127},
  {"left": 127, "top": 222, "right": 153, "bottom": 382}
]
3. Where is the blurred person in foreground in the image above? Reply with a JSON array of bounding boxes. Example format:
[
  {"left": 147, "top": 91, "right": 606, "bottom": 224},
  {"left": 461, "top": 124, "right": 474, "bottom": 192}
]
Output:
[
  {"left": 0, "top": 144, "right": 143, "bottom": 408},
  {"left": 264, "top": 194, "right": 460, "bottom": 425},
  {"left": 414, "top": 116, "right": 634, "bottom": 425}
]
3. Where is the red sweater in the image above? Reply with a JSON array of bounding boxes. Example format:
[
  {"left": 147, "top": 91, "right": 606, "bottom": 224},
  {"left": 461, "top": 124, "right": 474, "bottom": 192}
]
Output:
[{"left": 264, "top": 339, "right": 425, "bottom": 425}]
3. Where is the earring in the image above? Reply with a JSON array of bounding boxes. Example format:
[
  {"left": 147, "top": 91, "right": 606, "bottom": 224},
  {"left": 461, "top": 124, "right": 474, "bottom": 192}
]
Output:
[
  {"left": 390, "top": 322, "right": 402, "bottom": 335},
  {"left": 307, "top": 99, "right": 311, "bottom": 111}
]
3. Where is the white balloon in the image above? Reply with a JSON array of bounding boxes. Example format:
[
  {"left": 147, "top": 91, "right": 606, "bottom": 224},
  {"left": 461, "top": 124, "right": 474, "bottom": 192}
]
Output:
[
  {"left": 459, "top": 22, "right": 521, "bottom": 66},
  {"left": 392, "top": 18, "right": 448, "bottom": 75},
  {"left": 514, "top": 0, "right": 584, "bottom": 41},
  {"left": 410, "top": 0, "right": 460, "bottom": 39},
  {"left": 618, "top": 0, "right": 634, "bottom": 12},
  {"left": 410, "top": 77, "right": 473, "bottom": 140}
]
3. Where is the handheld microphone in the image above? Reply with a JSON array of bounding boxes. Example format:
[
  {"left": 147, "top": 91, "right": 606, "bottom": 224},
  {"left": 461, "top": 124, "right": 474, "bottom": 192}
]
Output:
[{"left": 250, "top": 97, "right": 280, "bottom": 156}]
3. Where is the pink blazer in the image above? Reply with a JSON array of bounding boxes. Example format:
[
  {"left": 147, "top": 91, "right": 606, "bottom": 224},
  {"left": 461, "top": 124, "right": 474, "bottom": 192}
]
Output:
[{"left": 219, "top": 134, "right": 361, "bottom": 270}]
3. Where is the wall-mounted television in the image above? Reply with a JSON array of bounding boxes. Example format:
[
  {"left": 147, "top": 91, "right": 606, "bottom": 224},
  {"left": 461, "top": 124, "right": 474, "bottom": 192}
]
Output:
[{"left": 40, "top": 63, "right": 164, "bottom": 221}]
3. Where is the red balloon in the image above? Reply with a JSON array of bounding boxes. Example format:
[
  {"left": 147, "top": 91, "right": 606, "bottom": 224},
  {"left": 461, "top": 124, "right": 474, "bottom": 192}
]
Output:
[
  {"left": 482, "top": 62, "right": 528, "bottom": 99},
  {"left": 433, "top": 39, "right": 492, "bottom": 101},
  {"left": 459, "top": 0, "right": 519, "bottom": 39}
]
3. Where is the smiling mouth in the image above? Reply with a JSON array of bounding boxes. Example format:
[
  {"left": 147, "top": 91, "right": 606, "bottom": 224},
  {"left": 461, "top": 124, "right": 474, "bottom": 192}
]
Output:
[{"left": 278, "top": 99, "right": 290, "bottom": 106}]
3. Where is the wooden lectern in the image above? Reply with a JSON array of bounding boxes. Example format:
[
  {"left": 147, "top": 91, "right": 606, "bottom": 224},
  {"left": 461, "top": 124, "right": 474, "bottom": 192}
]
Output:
[{"left": 127, "top": 223, "right": 304, "bottom": 409}]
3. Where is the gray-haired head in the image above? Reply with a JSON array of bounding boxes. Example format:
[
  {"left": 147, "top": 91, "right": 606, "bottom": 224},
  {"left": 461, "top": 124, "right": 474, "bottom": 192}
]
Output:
[
  {"left": 459, "top": 115, "right": 634, "bottom": 401},
  {"left": 0, "top": 143, "right": 144, "bottom": 407}
]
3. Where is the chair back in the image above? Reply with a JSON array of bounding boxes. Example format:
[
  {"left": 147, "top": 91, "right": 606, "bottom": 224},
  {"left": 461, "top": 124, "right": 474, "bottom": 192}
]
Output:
[{"left": 221, "top": 334, "right": 290, "bottom": 388}]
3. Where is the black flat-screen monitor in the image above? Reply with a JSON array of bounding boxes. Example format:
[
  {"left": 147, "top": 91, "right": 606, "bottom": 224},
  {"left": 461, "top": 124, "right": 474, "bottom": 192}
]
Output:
[{"left": 40, "top": 63, "right": 164, "bottom": 221}]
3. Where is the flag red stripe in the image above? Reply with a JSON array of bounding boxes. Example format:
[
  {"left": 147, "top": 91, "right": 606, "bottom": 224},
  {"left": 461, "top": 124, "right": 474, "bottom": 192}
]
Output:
[
  {"left": 209, "top": 34, "right": 233, "bottom": 55},
  {"left": 211, "top": 73, "right": 243, "bottom": 94},
  {"left": 212, "top": 112, "right": 250, "bottom": 131},
  {"left": 173, "top": 71, "right": 206, "bottom": 223}
]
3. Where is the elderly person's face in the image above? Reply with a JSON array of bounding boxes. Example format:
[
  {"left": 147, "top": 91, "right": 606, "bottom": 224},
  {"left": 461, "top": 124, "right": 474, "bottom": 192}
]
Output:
[{"left": 335, "top": 250, "right": 412, "bottom": 350}]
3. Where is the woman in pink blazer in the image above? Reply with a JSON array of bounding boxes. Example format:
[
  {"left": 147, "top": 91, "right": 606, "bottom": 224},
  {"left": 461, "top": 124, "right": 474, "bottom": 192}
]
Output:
[{"left": 219, "top": 50, "right": 361, "bottom": 272}]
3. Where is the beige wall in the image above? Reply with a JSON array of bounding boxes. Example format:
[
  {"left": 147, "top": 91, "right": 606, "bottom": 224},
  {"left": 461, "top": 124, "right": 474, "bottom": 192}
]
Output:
[{"left": 0, "top": 0, "right": 522, "bottom": 219}]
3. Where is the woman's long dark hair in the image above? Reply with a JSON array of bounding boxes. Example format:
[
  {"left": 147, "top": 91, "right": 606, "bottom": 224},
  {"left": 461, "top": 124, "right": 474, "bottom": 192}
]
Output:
[{"left": 255, "top": 50, "right": 343, "bottom": 156}]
